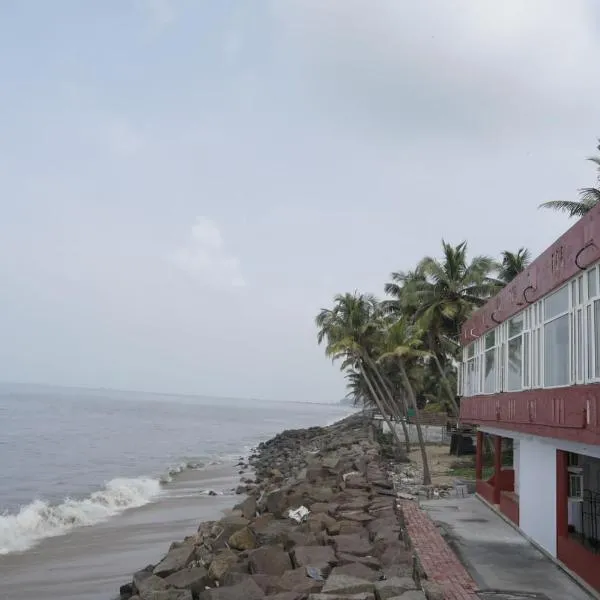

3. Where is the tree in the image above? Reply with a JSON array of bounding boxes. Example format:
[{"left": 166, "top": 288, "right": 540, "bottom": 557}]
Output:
[
  {"left": 378, "top": 318, "right": 432, "bottom": 484},
  {"left": 496, "top": 248, "right": 531, "bottom": 284},
  {"left": 315, "top": 293, "right": 408, "bottom": 454},
  {"left": 539, "top": 141, "right": 600, "bottom": 217}
]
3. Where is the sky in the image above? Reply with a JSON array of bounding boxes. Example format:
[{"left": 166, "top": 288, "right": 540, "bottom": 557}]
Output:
[{"left": 1, "top": 1, "right": 600, "bottom": 403}]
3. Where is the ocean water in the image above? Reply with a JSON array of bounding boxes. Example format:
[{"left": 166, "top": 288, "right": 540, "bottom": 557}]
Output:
[{"left": 0, "top": 383, "right": 353, "bottom": 600}]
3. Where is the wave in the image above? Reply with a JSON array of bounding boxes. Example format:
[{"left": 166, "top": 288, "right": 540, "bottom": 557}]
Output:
[
  {"left": 159, "top": 460, "right": 206, "bottom": 483},
  {"left": 0, "top": 477, "right": 161, "bottom": 555}
]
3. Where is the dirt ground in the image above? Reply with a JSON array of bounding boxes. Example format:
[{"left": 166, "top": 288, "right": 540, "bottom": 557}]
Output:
[{"left": 408, "top": 444, "right": 471, "bottom": 487}]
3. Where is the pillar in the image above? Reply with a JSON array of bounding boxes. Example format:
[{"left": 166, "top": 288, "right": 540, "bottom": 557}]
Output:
[
  {"left": 556, "top": 449, "right": 568, "bottom": 539},
  {"left": 475, "top": 431, "right": 483, "bottom": 480},
  {"left": 493, "top": 434, "right": 502, "bottom": 505}
]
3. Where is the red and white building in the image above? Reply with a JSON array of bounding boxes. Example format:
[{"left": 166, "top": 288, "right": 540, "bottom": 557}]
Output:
[{"left": 459, "top": 205, "right": 600, "bottom": 591}]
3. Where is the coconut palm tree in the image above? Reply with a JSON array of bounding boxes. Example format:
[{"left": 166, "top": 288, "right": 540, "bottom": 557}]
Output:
[
  {"left": 378, "top": 318, "right": 432, "bottom": 484},
  {"left": 315, "top": 293, "right": 408, "bottom": 454},
  {"left": 496, "top": 248, "right": 531, "bottom": 284},
  {"left": 539, "top": 141, "right": 600, "bottom": 217}
]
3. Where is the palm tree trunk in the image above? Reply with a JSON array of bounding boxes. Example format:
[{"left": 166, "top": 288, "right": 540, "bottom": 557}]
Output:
[
  {"left": 359, "top": 363, "right": 407, "bottom": 456},
  {"left": 431, "top": 352, "right": 460, "bottom": 418},
  {"left": 397, "top": 360, "right": 431, "bottom": 485},
  {"left": 364, "top": 355, "right": 411, "bottom": 453}
]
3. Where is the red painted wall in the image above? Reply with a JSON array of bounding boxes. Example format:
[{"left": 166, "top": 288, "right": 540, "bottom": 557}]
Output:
[
  {"left": 461, "top": 202, "right": 600, "bottom": 345},
  {"left": 460, "top": 387, "right": 600, "bottom": 444},
  {"left": 476, "top": 480, "right": 495, "bottom": 505}
]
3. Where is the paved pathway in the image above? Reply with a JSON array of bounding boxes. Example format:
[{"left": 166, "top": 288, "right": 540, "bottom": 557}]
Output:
[{"left": 420, "top": 496, "right": 595, "bottom": 600}]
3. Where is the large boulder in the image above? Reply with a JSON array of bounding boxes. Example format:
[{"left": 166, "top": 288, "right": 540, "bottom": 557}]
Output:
[
  {"left": 329, "top": 562, "right": 381, "bottom": 582},
  {"left": 332, "top": 534, "right": 373, "bottom": 557},
  {"left": 374, "top": 576, "right": 417, "bottom": 599},
  {"left": 228, "top": 526, "right": 256, "bottom": 551},
  {"left": 234, "top": 495, "right": 257, "bottom": 520},
  {"left": 164, "top": 566, "right": 209, "bottom": 594},
  {"left": 265, "top": 488, "right": 287, "bottom": 517},
  {"left": 154, "top": 543, "right": 196, "bottom": 577},
  {"left": 271, "top": 568, "right": 324, "bottom": 595},
  {"left": 320, "top": 573, "right": 374, "bottom": 595},
  {"left": 197, "top": 578, "right": 265, "bottom": 600},
  {"left": 290, "top": 545, "right": 336, "bottom": 569},
  {"left": 248, "top": 546, "right": 293, "bottom": 576},
  {"left": 307, "top": 594, "right": 374, "bottom": 600},
  {"left": 208, "top": 550, "right": 239, "bottom": 581},
  {"left": 336, "top": 553, "right": 381, "bottom": 570},
  {"left": 212, "top": 517, "right": 250, "bottom": 549},
  {"left": 141, "top": 592, "right": 192, "bottom": 600},
  {"left": 133, "top": 574, "right": 169, "bottom": 598}
]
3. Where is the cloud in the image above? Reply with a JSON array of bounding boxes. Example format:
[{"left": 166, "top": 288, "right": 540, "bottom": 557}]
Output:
[
  {"left": 268, "top": 0, "right": 600, "bottom": 137},
  {"left": 134, "top": 0, "right": 177, "bottom": 29},
  {"left": 170, "top": 217, "right": 245, "bottom": 288}
]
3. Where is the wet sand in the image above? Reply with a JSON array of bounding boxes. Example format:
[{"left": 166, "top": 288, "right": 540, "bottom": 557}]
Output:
[{"left": 0, "top": 464, "right": 240, "bottom": 600}]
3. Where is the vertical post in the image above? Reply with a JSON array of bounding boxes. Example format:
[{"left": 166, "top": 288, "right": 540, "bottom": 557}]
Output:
[
  {"left": 556, "top": 450, "right": 568, "bottom": 541},
  {"left": 493, "top": 435, "right": 502, "bottom": 505},
  {"left": 475, "top": 431, "right": 483, "bottom": 480}
]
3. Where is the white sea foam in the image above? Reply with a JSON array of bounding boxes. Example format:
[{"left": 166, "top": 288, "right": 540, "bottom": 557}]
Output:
[{"left": 0, "top": 477, "right": 162, "bottom": 555}]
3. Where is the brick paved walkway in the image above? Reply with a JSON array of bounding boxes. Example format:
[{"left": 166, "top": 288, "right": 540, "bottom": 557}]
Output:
[{"left": 399, "top": 499, "right": 479, "bottom": 600}]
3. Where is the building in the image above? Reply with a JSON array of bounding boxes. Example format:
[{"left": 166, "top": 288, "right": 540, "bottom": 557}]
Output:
[{"left": 459, "top": 204, "right": 600, "bottom": 592}]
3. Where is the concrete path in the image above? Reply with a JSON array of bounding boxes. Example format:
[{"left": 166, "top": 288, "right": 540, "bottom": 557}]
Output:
[{"left": 420, "top": 496, "right": 595, "bottom": 600}]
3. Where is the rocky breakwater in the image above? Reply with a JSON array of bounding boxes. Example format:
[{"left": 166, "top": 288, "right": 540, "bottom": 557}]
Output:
[{"left": 117, "top": 414, "right": 429, "bottom": 600}]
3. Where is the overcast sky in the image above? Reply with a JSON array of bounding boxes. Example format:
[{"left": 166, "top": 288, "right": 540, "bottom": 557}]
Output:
[{"left": 1, "top": 1, "right": 600, "bottom": 402}]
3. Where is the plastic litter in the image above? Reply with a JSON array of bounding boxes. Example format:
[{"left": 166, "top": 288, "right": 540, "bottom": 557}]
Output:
[{"left": 287, "top": 505, "right": 310, "bottom": 523}]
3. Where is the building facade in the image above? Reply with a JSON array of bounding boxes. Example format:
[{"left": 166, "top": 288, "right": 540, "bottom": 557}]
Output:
[{"left": 459, "top": 204, "right": 600, "bottom": 591}]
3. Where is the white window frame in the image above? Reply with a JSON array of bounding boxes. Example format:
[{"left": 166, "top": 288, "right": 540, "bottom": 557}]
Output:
[{"left": 542, "top": 284, "right": 571, "bottom": 389}]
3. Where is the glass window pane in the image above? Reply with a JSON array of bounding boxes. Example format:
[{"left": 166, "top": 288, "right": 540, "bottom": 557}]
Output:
[
  {"left": 545, "top": 286, "right": 569, "bottom": 320},
  {"left": 578, "top": 277, "right": 584, "bottom": 306},
  {"left": 484, "top": 349, "right": 496, "bottom": 394},
  {"left": 507, "top": 337, "right": 522, "bottom": 391},
  {"left": 485, "top": 330, "right": 495, "bottom": 350},
  {"left": 523, "top": 332, "right": 530, "bottom": 387},
  {"left": 509, "top": 313, "right": 524, "bottom": 338},
  {"left": 544, "top": 314, "right": 570, "bottom": 387},
  {"left": 467, "top": 343, "right": 475, "bottom": 359},
  {"left": 537, "top": 329, "right": 542, "bottom": 387},
  {"left": 595, "top": 300, "right": 600, "bottom": 378},
  {"left": 587, "top": 304, "right": 593, "bottom": 379},
  {"left": 589, "top": 268, "right": 598, "bottom": 299},
  {"left": 577, "top": 310, "right": 583, "bottom": 381}
]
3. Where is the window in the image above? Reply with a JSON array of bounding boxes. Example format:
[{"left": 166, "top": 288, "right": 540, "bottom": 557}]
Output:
[
  {"left": 568, "top": 453, "right": 583, "bottom": 501},
  {"left": 483, "top": 331, "right": 496, "bottom": 394},
  {"left": 544, "top": 286, "right": 570, "bottom": 387},
  {"left": 589, "top": 267, "right": 598, "bottom": 299},
  {"left": 507, "top": 313, "right": 525, "bottom": 391}
]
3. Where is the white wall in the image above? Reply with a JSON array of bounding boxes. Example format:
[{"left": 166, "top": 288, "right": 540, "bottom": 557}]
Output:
[{"left": 519, "top": 438, "right": 557, "bottom": 556}]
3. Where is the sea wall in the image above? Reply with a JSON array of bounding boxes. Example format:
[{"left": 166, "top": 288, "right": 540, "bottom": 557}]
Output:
[{"left": 115, "top": 414, "right": 435, "bottom": 600}]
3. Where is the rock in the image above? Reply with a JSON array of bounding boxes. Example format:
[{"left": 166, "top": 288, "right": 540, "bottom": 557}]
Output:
[
  {"left": 320, "top": 573, "right": 375, "bottom": 595},
  {"left": 309, "top": 502, "right": 330, "bottom": 513},
  {"left": 120, "top": 582, "right": 134, "bottom": 599},
  {"left": 265, "top": 488, "right": 287, "bottom": 517},
  {"left": 132, "top": 566, "right": 156, "bottom": 594},
  {"left": 142, "top": 592, "right": 192, "bottom": 600},
  {"left": 329, "top": 562, "right": 381, "bottom": 582},
  {"left": 248, "top": 546, "right": 293, "bottom": 576},
  {"left": 332, "top": 534, "right": 373, "bottom": 557},
  {"left": 272, "top": 567, "right": 324, "bottom": 595},
  {"left": 164, "top": 566, "right": 209, "bottom": 594},
  {"left": 235, "top": 485, "right": 245, "bottom": 495},
  {"left": 374, "top": 576, "right": 417, "bottom": 599},
  {"left": 267, "top": 593, "right": 308, "bottom": 600},
  {"left": 198, "top": 578, "right": 265, "bottom": 600},
  {"left": 250, "top": 573, "right": 280, "bottom": 594},
  {"left": 213, "top": 516, "right": 250, "bottom": 548},
  {"left": 228, "top": 526, "right": 256, "bottom": 551},
  {"left": 133, "top": 574, "right": 169, "bottom": 598},
  {"left": 208, "top": 550, "right": 238, "bottom": 581},
  {"left": 336, "top": 553, "right": 381, "bottom": 570},
  {"left": 284, "top": 530, "right": 318, "bottom": 550},
  {"left": 153, "top": 543, "right": 196, "bottom": 577},
  {"left": 344, "top": 475, "right": 370, "bottom": 490},
  {"left": 421, "top": 581, "right": 444, "bottom": 600},
  {"left": 234, "top": 495, "right": 257, "bottom": 520},
  {"left": 308, "top": 593, "right": 374, "bottom": 600},
  {"left": 392, "top": 592, "right": 427, "bottom": 600},
  {"left": 308, "top": 487, "right": 335, "bottom": 503},
  {"left": 290, "top": 545, "right": 337, "bottom": 569},
  {"left": 339, "top": 511, "right": 375, "bottom": 524},
  {"left": 251, "top": 519, "right": 291, "bottom": 547},
  {"left": 336, "top": 520, "right": 368, "bottom": 536}
]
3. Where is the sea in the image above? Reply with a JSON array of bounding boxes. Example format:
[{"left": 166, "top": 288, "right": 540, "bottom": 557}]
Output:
[{"left": 0, "top": 383, "right": 354, "bottom": 600}]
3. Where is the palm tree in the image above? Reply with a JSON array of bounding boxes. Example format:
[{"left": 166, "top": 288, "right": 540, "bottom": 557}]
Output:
[
  {"left": 539, "top": 141, "right": 600, "bottom": 217},
  {"left": 378, "top": 318, "right": 432, "bottom": 484},
  {"left": 496, "top": 248, "right": 531, "bottom": 284},
  {"left": 315, "top": 293, "right": 408, "bottom": 454}
]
